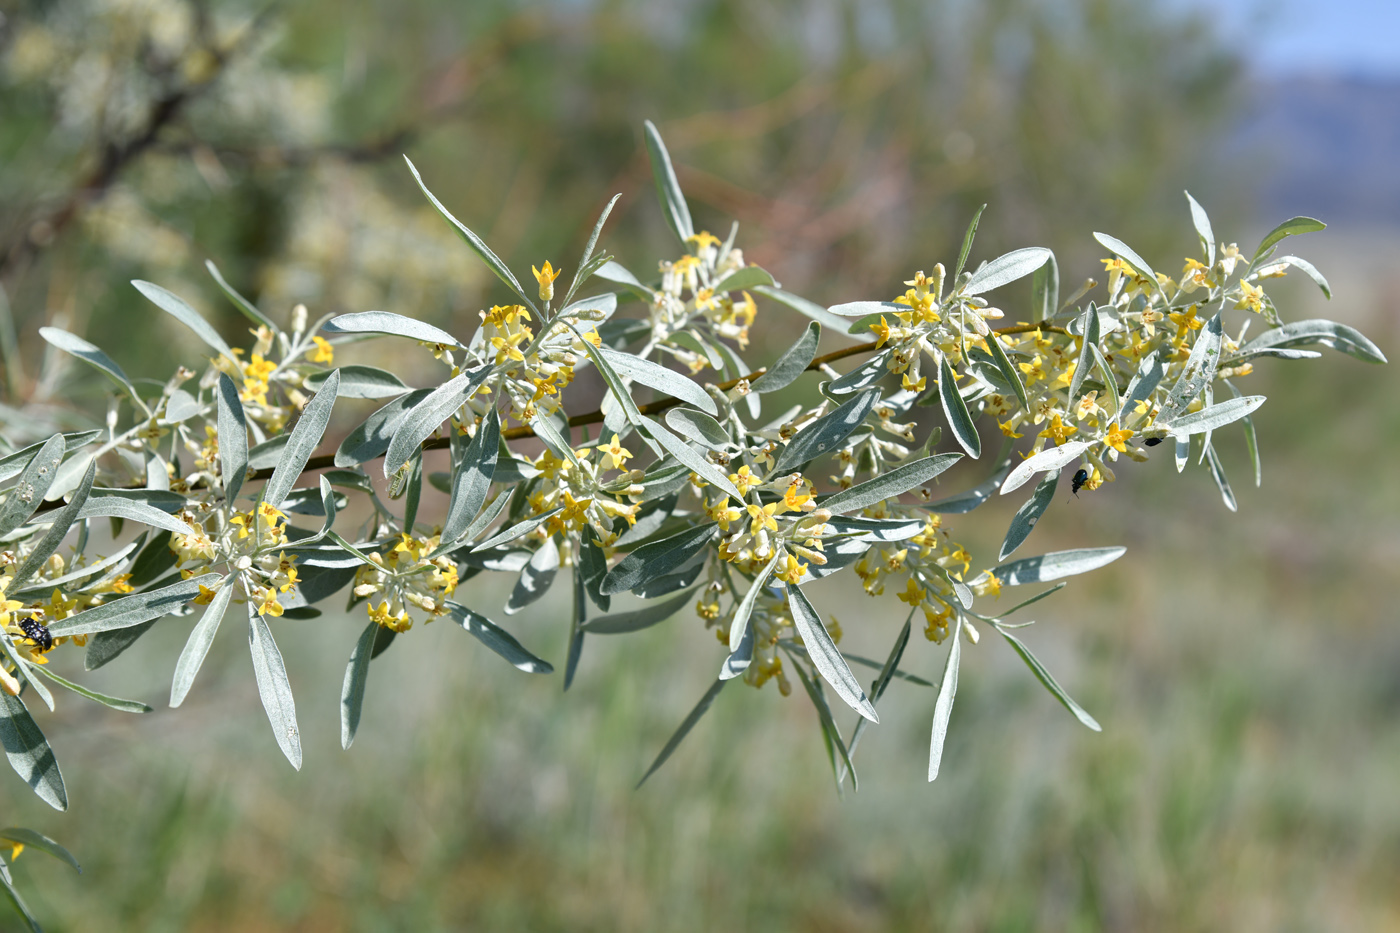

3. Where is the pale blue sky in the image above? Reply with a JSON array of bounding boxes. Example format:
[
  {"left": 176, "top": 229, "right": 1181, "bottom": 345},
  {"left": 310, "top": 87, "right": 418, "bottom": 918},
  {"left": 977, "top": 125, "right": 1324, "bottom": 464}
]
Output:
[{"left": 1173, "top": 0, "right": 1400, "bottom": 77}]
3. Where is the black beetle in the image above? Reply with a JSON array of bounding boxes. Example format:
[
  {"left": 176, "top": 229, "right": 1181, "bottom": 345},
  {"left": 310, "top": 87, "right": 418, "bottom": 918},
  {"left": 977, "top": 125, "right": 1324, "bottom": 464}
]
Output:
[
  {"left": 19, "top": 618, "right": 53, "bottom": 652},
  {"left": 1071, "top": 468, "right": 1090, "bottom": 497}
]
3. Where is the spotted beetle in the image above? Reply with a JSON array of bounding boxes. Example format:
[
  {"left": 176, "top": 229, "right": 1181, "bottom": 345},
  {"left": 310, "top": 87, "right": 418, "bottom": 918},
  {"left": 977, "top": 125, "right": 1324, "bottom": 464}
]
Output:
[{"left": 19, "top": 618, "right": 53, "bottom": 652}]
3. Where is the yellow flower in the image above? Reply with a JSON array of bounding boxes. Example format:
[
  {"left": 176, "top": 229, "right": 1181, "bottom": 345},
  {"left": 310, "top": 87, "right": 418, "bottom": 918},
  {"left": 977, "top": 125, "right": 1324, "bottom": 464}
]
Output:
[
  {"left": 777, "top": 554, "right": 808, "bottom": 585},
  {"left": 687, "top": 231, "right": 722, "bottom": 251},
  {"left": 1019, "top": 354, "right": 1046, "bottom": 385},
  {"left": 255, "top": 588, "right": 283, "bottom": 618},
  {"left": 1235, "top": 281, "right": 1265, "bottom": 314},
  {"left": 1038, "top": 414, "right": 1077, "bottom": 445},
  {"left": 709, "top": 497, "right": 743, "bottom": 530},
  {"left": 532, "top": 261, "right": 563, "bottom": 302},
  {"left": 1104, "top": 422, "right": 1134, "bottom": 453},
  {"left": 871, "top": 315, "right": 893, "bottom": 348},
  {"left": 973, "top": 570, "right": 1002, "bottom": 599},
  {"left": 781, "top": 480, "right": 813, "bottom": 513},
  {"left": 896, "top": 576, "right": 925, "bottom": 606},
  {"left": 594, "top": 434, "right": 634, "bottom": 471},
  {"left": 193, "top": 583, "right": 220, "bottom": 606},
  {"left": 747, "top": 502, "right": 779, "bottom": 536},
  {"left": 998, "top": 420, "right": 1023, "bottom": 439},
  {"left": 729, "top": 465, "right": 758, "bottom": 496},
  {"left": 309, "top": 336, "right": 334, "bottom": 364}
]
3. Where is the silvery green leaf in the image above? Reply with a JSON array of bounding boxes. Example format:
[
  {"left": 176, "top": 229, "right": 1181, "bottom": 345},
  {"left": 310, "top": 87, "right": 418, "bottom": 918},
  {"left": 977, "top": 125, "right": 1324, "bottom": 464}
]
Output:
[
  {"left": 400, "top": 452, "right": 423, "bottom": 531},
  {"left": 562, "top": 193, "right": 621, "bottom": 307},
  {"left": 821, "top": 453, "right": 962, "bottom": 515},
  {"left": 998, "top": 582, "right": 1067, "bottom": 617},
  {"left": 248, "top": 609, "right": 302, "bottom": 770},
  {"left": 470, "top": 507, "right": 562, "bottom": 552},
  {"left": 963, "top": 247, "right": 1053, "bottom": 296},
  {"left": 0, "top": 639, "right": 50, "bottom": 712},
  {"left": 315, "top": 476, "right": 338, "bottom": 538},
  {"left": 321, "top": 469, "right": 373, "bottom": 493},
  {"left": 1163, "top": 395, "right": 1265, "bottom": 438},
  {"left": 1161, "top": 312, "right": 1224, "bottom": 424},
  {"left": 0, "top": 435, "right": 66, "bottom": 538},
  {"left": 752, "top": 286, "right": 854, "bottom": 337},
  {"left": 565, "top": 566, "right": 586, "bottom": 691},
  {"left": 340, "top": 620, "right": 378, "bottom": 750},
  {"left": 999, "top": 468, "right": 1060, "bottom": 561},
  {"left": 1185, "top": 191, "right": 1216, "bottom": 265},
  {"left": 245, "top": 436, "right": 287, "bottom": 473},
  {"left": 601, "top": 523, "right": 717, "bottom": 595},
  {"left": 994, "top": 546, "right": 1125, "bottom": 586},
  {"left": 405, "top": 156, "right": 538, "bottom": 314},
  {"left": 667, "top": 331, "right": 722, "bottom": 369},
  {"left": 922, "top": 446, "right": 1012, "bottom": 513},
  {"left": 334, "top": 388, "right": 433, "bottom": 467},
  {"left": 824, "top": 516, "right": 925, "bottom": 543},
  {"left": 84, "top": 619, "right": 156, "bottom": 671},
  {"left": 1251, "top": 215, "right": 1325, "bottom": 264},
  {"left": 599, "top": 346, "right": 717, "bottom": 415},
  {"left": 439, "top": 406, "right": 500, "bottom": 548},
  {"left": 593, "top": 260, "right": 652, "bottom": 299},
  {"left": 578, "top": 526, "right": 611, "bottom": 612},
  {"left": 772, "top": 388, "right": 880, "bottom": 475},
  {"left": 458, "top": 548, "right": 531, "bottom": 573},
  {"left": 50, "top": 573, "right": 219, "bottom": 637},
  {"left": 636, "top": 677, "right": 727, "bottom": 788},
  {"left": 1031, "top": 251, "right": 1059, "bottom": 322},
  {"left": 789, "top": 655, "right": 857, "bottom": 792},
  {"left": 132, "top": 280, "right": 237, "bottom": 364},
  {"left": 1092, "top": 232, "right": 1159, "bottom": 290},
  {"left": 0, "top": 859, "right": 43, "bottom": 931},
  {"left": 165, "top": 388, "right": 200, "bottom": 423},
  {"left": 505, "top": 541, "right": 560, "bottom": 615},
  {"left": 939, "top": 356, "right": 981, "bottom": 459},
  {"left": 323, "top": 310, "right": 464, "bottom": 349},
  {"left": 827, "top": 349, "right": 892, "bottom": 395},
  {"left": 1123, "top": 351, "right": 1164, "bottom": 416},
  {"left": 559, "top": 292, "right": 618, "bottom": 321},
  {"left": 786, "top": 584, "right": 876, "bottom": 722},
  {"left": 581, "top": 586, "right": 697, "bottom": 634},
  {"left": 76, "top": 495, "right": 194, "bottom": 537},
  {"left": 458, "top": 490, "right": 512, "bottom": 546},
  {"left": 750, "top": 321, "right": 820, "bottom": 394},
  {"left": 999, "top": 441, "right": 1090, "bottom": 496},
  {"left": 125, "top": 530, "right": 176, "bottom": 587},
  {"left": 35, "top": 666, "right": 150, "bottom": 714},
  {"left": 729, "top": 551, "right": 781, "bottom": 652},
  {"left": 39, "top": 326, "right": 140, "bottom": 400},
  {"left": 1175, "top": 436, "right": 1189, "bottom": 473},
  {"left": 719, "top": 618, "right": 754, "bottom": 680},
  {"left": 638, "top": 417, "right": 742, "bottom": 499},
  {"left": 663, "top": 408, "right": 729, "bottom": 449},
  {"left": 0, "top": 827, "right": 80, "bottom": 872},
  {"left": 447, "top": 602, "right": 554, "bottom": 674},
  {"left": 384, "top": 367, "right": 488, "bottom": 478},
  {"left": 305, "top": 365, "right": 409, "bottom": 399},
  {"left": 1224, "top": 378, "right": 1262, "bottom": 487},
  {"left": 263, "top": 369, "right": 339, "bottom": 509},
  {"left": 205, "top": 259, "right": 277, "bottom": 331},
  {"left": 996, "top": 626, "right": 1101, "bottom": 731},
  {"left": 169, "top": 578, "right": 235, "bottom": 708},
  {"left": 838, "top": 615, "right": 915, "bottom": 787},
  {"left": 1234, "top": 319, "right": 1385, "bottom": 365},
  {"left": 954, "top": 204, "right": 986, "bottom": 279},
  {"left": 0, "top": 432, "right": 101, "bottom": 485},
  {"left": 712, "top": 265, "right": 776, "bottom": 293},
  {"left": 573, "top": 328, "right": 645, "bottom": 428},
  {"left": 1261, "top": 255, "right": 1330, "bottom": 298},
  {"left": 13, "top": 460, "right": 94, "bottom": 586},
  {"left": 987, "top": 333, "right": 1029, "bottom": 411},
  {"left": 843, "top": 646, "right": 932, "bottom": 689},
  {"left": 633, "top": 549, "right": 707, "bottom": 599},
  {"left": 10, "top": 538, "right": 140, "bottom": 599},
  {"left": 1068, "top": 304, "right": 1100, "bottom": 403},
  {"left": 927, "top": 616, "right": 962, "bottom": 782},
  {"left": 0, "top": 694, "right": 65, "bottom": 810},
  {"left": 643, "top": 119, "right": 695, "bottom": 245},
  {"left": 827, "top": 300, "right": 907, "bottom": 318},
  {"left": 708, "top": 338, "right": 761, "bottom": 420},
  {"left": 1204, "top": 443, "right": 1238, "bottom": 512},
  {"left": 1089, "top": 343, "right": 1120, "bottom": 413}
]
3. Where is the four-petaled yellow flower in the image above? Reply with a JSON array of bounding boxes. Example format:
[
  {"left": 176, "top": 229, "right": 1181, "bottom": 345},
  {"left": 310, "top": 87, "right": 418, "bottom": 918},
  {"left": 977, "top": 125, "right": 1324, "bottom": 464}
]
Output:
[
  {"left": 1104, "top": 422, "right": 1134, "bottom": 453},
  {"left": 747, "top": 502, "right": 779, "bottom": 536},
  {"left": 777, "top": 553, "right": 808, "bottom": 585},
  {"left": 1038, "top": 414, "right": 1078, "bottom": 445},
  {"left": 309, "top": 336, "right": 334, "bottom": 364},
  {"left": 532, "top": 261, "right": 563, "bottom": 302},
  {"left": 594, "top": 434, "right": 633, "bottom": 471},
  {"left": 1235, "top": 281, "right": 1265, "bottom": 314},
  {"left": 896, "top": 576, "right": 925, "bottom": 606}
]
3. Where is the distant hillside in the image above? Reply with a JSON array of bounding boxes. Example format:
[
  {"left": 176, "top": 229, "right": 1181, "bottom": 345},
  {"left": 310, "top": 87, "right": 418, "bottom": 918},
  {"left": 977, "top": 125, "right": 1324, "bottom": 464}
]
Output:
[{"left": 1226, "top": 75, "right": 1400, "bottom": 227}]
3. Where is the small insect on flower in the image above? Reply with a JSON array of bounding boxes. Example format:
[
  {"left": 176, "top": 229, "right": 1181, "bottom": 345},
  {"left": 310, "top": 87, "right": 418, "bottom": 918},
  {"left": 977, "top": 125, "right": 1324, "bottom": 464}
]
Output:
[
  {"left": 19, "top": 619, "right": 53, "bottom": 652},
  {"left": 1144, "top": 436, "right": 1165, "bottom": 447},
  {"left": 1071, "top": 467, "right": 1090, "bottom": 498}
]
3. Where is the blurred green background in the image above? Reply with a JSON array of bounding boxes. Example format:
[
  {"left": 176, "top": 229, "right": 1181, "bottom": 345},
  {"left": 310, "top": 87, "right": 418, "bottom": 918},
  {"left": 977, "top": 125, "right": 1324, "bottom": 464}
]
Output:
[{"left": 1, "top": 0, "right": 1397, "bottom": 929}]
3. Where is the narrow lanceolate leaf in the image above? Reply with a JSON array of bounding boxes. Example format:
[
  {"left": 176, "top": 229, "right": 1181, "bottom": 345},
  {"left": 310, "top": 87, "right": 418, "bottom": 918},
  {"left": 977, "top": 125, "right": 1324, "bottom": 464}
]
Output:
[
  {"left": 13, "top": 460, "right": 94, "bottom": 586},
  {"left": 827, "top": 349, "right": 892, "bottom": 395},
  {"left": 0, "top": 694, "right": 65, "bottom": 810},
  {"left": 772, "top": 388, "right": 881, "bottom": 475},
  {"left": 1261, "top": 255, "right": 1331, "bottom": 299},
  {"left": 323, "top": 310, "right": 465, "bottom": 349},
  {"left": 1159, "top": 312, "right": 1224, "bottom": 422},
  {"left": 38, "top": 327, "right": 140, "bottom": 400},
  {"left": 599, "top": 346, "right": 717, "bottom": 415},
  {"left": 205, "top": 259, "right": 278, "bottom": 331},
  {"left": 447, "top": 603, "right": 554, "bottom": 674},
  {"left": 986, "top": 332, "right": 1029, "bottom": 412},
  {"left": 563, "top": 194, "right": 622, "bottom": 308},
  {"left": 663, "top": 408, "right": 730, "bottom": 449},
  {"left": 752, "top": 286, "right": 855, "bottom": 337},
  {"left": 334, "top": 388, "right": 434, "bottom": 467},
  {"left": 49, "top": 573, "right": 220, "bottom": 637},
  {"left": 994, "top": 547, "right": 1126, "bottom": 586},
  {"left": 1162, "top": 396, "right": 1265, "bottom": 438},
  {"left": 999, "top": 468, "right": 1060, "bottom": 561},
  {"left": 0, "top": 432, "right": 101, "bottom": 485},
  {"left": 1185, "top": 191, "right": 1216, "bottom": 265},
  {"left": 939, "top": 356, "right": 981, "bottom": 459},
  {"left": 504, "top": 541, "right": 560, "bottom": 615},
  {"left": 789, "top": 656, "right": 858, "bottom": 792},
  {"left": 839, "top": 614, "right": 914, "bottom": 786},
  {"left": 1068, "top": 304, "right": 1100, "bottom": 404},
  {"left": 999, "top": 441, "right": 1091, "bottom": 496},
  {"left": 1123, "top": 351, "right": 1165, "bottom": 415},
  {"left": 35, "top": 666, "right": 150, "bottom": 714},
  {"left": 0, "top": 434, "right": 65, "bottom": 538},
  {"left": 787, "top": 585, "right": 877, "bottom": 722},
  {"left": 1031, "top": 252, "right": 1059, "bottom": 322},
  {"left": 0, "top": 828, "right": 81, "bottom": 873},
  {"left": 963, "top": 247, "right": 1053, "bottom": 296},
  {"left": 341, "top": 620, "right": 379, "bottom": 749},
  {"left": 729, "top": 551, "right": 781, "bottom": 653},
  {"left": 469, "top": 507, "right": 562, "bottom": 553},
  {"left": 1234, "top": 319, "right": 1385, "bottom": 365},
  {"left": 1252, "top": 215, "right": 1325, "bottom": 264},
  {"left": 826, "top": 300, "right": 908, "bottom": 318},
  {"left": 821, "top": 453, "right": 963, "bottom": 515},
  {"left": 305, "top": 365, "right": 410, "bottom": 399},
  {"left": 601, "top": 523, "right": 717, "bottom": 596},
  {"left": 404, "top": 156, "right": 539, "bottom": 314},
  {"left": 1093, "top": 232, "right": 1160, "bottom": 295},
  {"left": 928, "top": 617, "right": 963, "bottom": 782},
  {"left": 713, "top": 265, "right": 776, "bottom": 293},
  {"left": 248, "top": 610, "right": 302, "bottom": 770},
  {"left": 384, "top": 366, "right": 489, "bottom": 478},
  {"left": 953, "top": 204, "right": 987, "bottom": 280},
  {"left": 581, "top": 587, "right": 696, "bottom": 634},
  {"left": 76, "top": 494, "right": 194, "bottom": 537},
  {"left": 750, "top": 321, "right": 820, "bottom": 394},
  {"left": 997, "top": 626, "right": 1101, "bottom": 730},
  {"left": 169, "top": 579, "right": 236, "bottom": 708},
  {"left": 264, "top": 368, "right": 340, "bottom": 510},
  {"left": 643, "top": 119, "right": 695, "bottom": 245},
  {"left": 636, "top": 677, "right": 727, "bottom": 788},
  {"left": 1205, "top": 443, "right": 1238, "bottom": 512},
  {"left": 132, "top": 280, "right": 237, "bottom": 364},
  {"left": 720, "top": 619, "right": 754, "bottom": 680},
  {"left": 639, "top": 417, "right": 742, "bottom": 500},
  {"left": 440, "top": 407, "right": 500, "bottom": 547}
]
